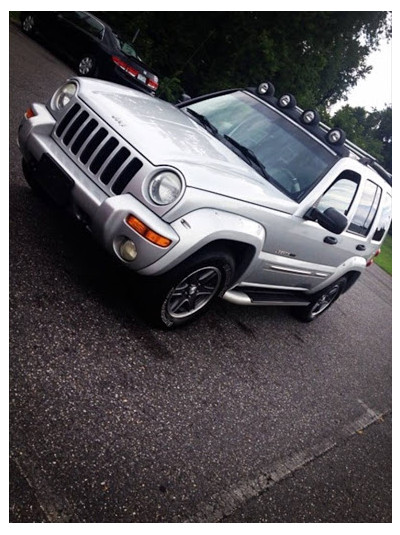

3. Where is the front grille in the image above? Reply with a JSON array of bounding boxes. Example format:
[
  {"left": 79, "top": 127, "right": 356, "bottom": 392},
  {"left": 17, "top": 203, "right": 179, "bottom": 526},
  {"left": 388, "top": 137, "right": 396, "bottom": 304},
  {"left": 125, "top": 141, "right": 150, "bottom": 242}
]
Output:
[{"left": 54, "top": 103, "right": 143, "bottom": 195}]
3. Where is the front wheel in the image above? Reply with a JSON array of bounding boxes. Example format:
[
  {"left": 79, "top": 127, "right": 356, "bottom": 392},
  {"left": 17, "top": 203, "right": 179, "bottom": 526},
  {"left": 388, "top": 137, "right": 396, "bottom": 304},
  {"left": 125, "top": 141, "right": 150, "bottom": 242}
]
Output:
[
  {"left": 292, "top": 277, "right": 347, "bottom": 322},
  {"left": 143, "top": 248, "right": 235, "bottom": 329}
]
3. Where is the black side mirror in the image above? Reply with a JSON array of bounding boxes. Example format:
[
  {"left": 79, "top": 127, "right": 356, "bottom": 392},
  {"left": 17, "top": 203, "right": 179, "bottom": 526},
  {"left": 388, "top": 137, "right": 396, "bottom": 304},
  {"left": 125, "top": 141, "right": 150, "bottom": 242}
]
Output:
[{"left": 305, "top": 207, "right": 348, "bottom": 235}]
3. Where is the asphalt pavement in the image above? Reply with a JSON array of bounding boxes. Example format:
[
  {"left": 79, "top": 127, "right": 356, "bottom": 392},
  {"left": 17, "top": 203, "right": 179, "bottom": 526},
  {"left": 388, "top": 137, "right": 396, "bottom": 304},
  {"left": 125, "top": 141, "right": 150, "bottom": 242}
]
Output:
[{"left": 9, "top": 21, "right": 392, "bottom": 523}]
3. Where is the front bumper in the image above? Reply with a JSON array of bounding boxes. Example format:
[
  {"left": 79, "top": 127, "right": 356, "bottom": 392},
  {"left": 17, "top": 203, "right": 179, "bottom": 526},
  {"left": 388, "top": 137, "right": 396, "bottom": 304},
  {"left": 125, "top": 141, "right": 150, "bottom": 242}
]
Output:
[{"left": 18, "top": 104, "right": 178, "bottom": 271}]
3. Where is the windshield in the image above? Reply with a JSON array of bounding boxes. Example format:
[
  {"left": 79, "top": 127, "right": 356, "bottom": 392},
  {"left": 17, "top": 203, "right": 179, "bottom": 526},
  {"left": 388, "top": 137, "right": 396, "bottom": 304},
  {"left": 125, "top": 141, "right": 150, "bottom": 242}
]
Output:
[{"left": 184, "top": 92, "right": 336, "bottom": 200}]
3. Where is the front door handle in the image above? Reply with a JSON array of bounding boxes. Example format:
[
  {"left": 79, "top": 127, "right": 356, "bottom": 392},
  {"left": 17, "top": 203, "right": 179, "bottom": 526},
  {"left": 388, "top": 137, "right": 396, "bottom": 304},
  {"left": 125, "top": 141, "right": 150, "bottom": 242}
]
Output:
[
  {"left": 356, "top": 244, "right": 366, "bottom": 251},
  {"left": 324, "top": 236, "right": 337, "bottom": 245}
]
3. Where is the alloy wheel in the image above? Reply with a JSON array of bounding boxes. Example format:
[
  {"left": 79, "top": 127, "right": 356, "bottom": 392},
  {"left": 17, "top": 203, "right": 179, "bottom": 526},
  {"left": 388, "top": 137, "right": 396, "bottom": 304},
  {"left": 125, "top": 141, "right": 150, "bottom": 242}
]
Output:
[
  {"left": 22, "top": 16, "right": 34, "bottom": 33},
  {"left": 310, "top": 284, "right": 341, "bottom": 318},
  {"left": 166, "top": 266, "right": 222, "bottom": 319},
  {"left": 78, "top": 57, "right": 94, "bottom": 75}
]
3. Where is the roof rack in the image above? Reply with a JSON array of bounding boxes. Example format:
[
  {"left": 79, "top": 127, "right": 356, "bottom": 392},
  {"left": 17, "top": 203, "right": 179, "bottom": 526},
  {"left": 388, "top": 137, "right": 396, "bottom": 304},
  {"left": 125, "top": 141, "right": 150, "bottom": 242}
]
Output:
[{"left": 302, "top": 113, "right": 392, "bottom": 186}]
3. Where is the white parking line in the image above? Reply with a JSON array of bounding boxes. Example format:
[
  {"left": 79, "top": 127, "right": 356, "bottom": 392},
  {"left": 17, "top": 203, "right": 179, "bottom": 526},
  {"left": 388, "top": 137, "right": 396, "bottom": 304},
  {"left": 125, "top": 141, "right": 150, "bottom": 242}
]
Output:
[{"left": 180, "top": 401, "right": 389, "bottom": 523}]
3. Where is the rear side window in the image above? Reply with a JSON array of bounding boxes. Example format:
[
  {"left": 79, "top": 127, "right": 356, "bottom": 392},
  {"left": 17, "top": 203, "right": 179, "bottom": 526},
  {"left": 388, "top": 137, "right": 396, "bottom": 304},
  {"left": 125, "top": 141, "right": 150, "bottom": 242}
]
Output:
[
  {"left": 372, "top": 192, "right": 392, "bottom": 242},
  {"left": 62, "top": 11, "right": 104, "bottom": 39},
  {"left": 348, "top": 180, "right": 381, "bottom": 236}
]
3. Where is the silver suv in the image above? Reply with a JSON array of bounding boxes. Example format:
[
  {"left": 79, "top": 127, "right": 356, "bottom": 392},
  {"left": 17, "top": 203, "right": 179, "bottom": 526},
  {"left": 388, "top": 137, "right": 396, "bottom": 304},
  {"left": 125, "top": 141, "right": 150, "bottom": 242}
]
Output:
[{"left": 18, "top": 79, "right": 392, "bottom": 328}]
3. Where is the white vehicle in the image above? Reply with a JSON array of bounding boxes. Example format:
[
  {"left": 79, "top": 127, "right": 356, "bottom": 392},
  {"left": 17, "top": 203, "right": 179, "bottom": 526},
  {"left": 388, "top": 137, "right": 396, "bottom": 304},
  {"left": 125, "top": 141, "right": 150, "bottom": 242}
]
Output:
[{"left": 18, "top": 79, "right": 392, "bottom": 328}]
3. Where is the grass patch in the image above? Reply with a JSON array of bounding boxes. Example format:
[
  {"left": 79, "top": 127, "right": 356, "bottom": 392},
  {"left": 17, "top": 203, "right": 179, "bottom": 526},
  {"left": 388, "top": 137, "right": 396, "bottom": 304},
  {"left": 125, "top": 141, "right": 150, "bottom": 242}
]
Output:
[{"left": 375, "top": 234, "right": 392, "bottom": 275}]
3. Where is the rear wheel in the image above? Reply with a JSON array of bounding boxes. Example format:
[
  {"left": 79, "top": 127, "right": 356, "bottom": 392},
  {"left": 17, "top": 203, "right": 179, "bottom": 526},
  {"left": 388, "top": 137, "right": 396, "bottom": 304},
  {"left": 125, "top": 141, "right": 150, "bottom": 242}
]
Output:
[
  {"left": 292, "top": 277, "right": 347, "bottom": 322},
  {"left": 77, "top": 55, "right": 97, "bottom": 76},
  {"left": 21, "top": 14, "right": 35, "bottom": 35},
  {"left": 143, "top": 248, "right": 235, "bottom": 329}
]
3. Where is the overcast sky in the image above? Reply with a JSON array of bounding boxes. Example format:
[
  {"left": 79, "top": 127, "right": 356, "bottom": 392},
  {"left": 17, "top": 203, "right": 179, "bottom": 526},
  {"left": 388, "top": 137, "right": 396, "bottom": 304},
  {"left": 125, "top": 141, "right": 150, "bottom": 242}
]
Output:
[{"left": 331, "top": 37, "right": 392, "bottom": 113}]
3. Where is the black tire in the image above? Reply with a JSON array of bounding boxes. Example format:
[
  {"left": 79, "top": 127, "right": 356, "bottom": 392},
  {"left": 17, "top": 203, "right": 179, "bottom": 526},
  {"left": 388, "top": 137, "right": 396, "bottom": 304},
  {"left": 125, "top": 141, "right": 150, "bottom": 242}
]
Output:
[
  {"left": 142, "top": 248, "right": 235, "bottom": 329},
  {"left": 21, "top": 13, "right": 35, "bottom": 36},
  {"left": 292, "top": 277, "right": 347, "bottom": 322},
  {"left": 77, "top": 55, "right": 97, "bottom": 77}
]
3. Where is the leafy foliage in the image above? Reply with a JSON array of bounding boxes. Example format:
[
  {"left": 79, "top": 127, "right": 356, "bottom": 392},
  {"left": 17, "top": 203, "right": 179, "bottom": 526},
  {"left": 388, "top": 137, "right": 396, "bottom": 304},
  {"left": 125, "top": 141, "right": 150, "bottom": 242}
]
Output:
[
  {"left": 12, "top": 10, "right": 389, "bottom": 169},
  {"left": 92, "top": 11, "right": 391, "bottom": 171},
  {"left": 328, "top": 105, "right": 392, "bottom": 171},
  {"left": 94, "top": 11, "right": 391, "bottom": 108}
]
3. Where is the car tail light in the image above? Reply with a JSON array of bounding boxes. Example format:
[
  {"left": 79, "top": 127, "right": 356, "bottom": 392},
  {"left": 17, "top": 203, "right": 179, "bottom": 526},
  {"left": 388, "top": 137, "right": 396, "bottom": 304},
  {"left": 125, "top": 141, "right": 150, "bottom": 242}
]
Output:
[
  {"left": 112, "top": 55, "right": 128, "bottom": 70},
  {"left": 366, "top": 248, "right": 381, "bottom": 267},
  {"left": 146, "top": 75, "right": 159, "bottom": 91},
  {"left": 126, "top": 65, "right": 139, "bottom": 77},
  {"left": 112, "top": 56, "right": 142, "bottom": 80}
]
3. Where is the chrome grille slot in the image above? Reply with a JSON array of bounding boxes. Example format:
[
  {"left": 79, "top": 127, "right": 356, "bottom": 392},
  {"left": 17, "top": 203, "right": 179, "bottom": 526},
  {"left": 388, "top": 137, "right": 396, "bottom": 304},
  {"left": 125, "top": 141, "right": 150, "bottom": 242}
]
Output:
[
  {"left": 63, "top": 110, "right": 89, "bottom": 146},
  {"left": 54, "top": 101, "right": 145, "bottom": 196},
  {"left": 89, "top": 137, "right": 119, "bottom": 174},
  {"left": 80, "top": 128, "right": 108, "bottom": 164},
  {"left": 71, "top": 119, "right": 98, "bottom": 155},
  {"left": 111, "top": 158, "right": 143, "bottom": 194},
  {"left": 55, "top": 103, "right": 81, "bottom": 137},
  {"left": 100, "top": 147, "right": 130, "bottom": 185}
]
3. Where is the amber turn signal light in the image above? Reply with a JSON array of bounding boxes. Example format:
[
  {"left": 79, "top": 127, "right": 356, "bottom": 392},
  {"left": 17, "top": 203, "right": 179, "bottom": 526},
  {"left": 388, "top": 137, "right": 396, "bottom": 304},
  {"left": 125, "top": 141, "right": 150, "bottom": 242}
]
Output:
[
  {"left": 25, "top": 108, "right": 35, "bottom": 119},
  {"left": 126, "top": 215, "right": 171, "bottom": 248}
]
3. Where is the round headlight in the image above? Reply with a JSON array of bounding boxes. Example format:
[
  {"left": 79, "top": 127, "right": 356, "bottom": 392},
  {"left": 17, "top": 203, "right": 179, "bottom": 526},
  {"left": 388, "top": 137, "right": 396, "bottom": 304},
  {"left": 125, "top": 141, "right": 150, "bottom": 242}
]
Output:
[
  {"left": 54, "top": 82, "right": 77, "bottom": 110},
  {"left": 149, "top": 171, "right": 183, "bottom": 205}
]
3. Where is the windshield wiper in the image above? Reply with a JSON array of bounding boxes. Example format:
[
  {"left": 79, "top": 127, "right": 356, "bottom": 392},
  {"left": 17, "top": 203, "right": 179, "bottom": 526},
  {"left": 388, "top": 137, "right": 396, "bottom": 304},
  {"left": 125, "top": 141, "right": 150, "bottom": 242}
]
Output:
[
  {"left": 224, "top": 135, "right": 270, "bottom": 180},
  {"left": 186, "top": 109, "right": 219, "bottom": 136}
]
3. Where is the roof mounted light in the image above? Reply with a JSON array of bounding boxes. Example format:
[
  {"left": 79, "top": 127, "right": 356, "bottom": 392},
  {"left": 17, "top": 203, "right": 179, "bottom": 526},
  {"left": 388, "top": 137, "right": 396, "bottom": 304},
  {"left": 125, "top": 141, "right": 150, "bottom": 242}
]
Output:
[
  {"left": 301, "top": 109, "right": 320, "bottom": 126},
  {"left": 257, "top": 81, "right": 275, "bottom": 96},
  {"left": 326, "top": 128, "right": 346, "bottom": 146},
  {"left": 278, "top": 93, "right": 296, "bottom": 109}
]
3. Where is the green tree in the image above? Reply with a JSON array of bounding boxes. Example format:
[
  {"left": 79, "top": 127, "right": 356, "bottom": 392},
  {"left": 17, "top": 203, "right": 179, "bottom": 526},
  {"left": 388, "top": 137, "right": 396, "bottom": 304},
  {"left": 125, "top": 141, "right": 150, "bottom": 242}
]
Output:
[
  {"left": 95, "top": 11, "right": 391, "bottom": 107},
  {"left": 330, "top": 105, "right": 392, "bottom": 171}
]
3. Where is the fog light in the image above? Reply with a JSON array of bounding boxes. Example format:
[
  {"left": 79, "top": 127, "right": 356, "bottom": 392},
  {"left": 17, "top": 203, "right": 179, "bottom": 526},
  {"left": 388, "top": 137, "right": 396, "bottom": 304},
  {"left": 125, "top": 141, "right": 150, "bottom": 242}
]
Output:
[{"left": 120, "top": 239, "right": 137, "bottom": 261}]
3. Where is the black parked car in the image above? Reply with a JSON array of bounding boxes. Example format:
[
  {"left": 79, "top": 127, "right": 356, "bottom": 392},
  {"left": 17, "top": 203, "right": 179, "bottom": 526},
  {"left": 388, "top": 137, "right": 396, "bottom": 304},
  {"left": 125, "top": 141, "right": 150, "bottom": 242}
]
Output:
[{"left": 20, "top": 11, "right": 159, "bottom": 95}]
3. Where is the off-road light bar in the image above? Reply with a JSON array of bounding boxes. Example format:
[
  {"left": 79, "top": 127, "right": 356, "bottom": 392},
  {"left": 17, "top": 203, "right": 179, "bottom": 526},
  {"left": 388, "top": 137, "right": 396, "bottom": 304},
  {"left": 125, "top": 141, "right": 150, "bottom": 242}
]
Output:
[
  {"left": 278, "top": 93, "right": 296, "bottom": 109},
  {"left": 301, "top": 109, "right": 319, "bottom": 126},
  {"left": 326, "top": 128, "right": 346, "bottom": 145},
  {"left": 257, "top": 81, "right": 275, "bottom": 96}
]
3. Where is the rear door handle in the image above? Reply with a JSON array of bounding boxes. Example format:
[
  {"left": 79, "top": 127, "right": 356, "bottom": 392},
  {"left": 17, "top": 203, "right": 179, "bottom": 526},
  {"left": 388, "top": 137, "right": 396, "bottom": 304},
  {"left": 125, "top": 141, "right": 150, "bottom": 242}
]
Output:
[
  {"left": 356, "top": 244, "right": 366, "bottom": 251},
  {"left": 324, "top": 236, "right": 337, "bottom": 245}
]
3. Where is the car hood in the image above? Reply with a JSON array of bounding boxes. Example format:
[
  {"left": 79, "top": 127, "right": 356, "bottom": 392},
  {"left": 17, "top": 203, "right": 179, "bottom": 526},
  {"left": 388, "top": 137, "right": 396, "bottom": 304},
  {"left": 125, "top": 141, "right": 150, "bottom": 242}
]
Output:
[{"left": 78, "top": 78, "right": 296, "bottom": 212}]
